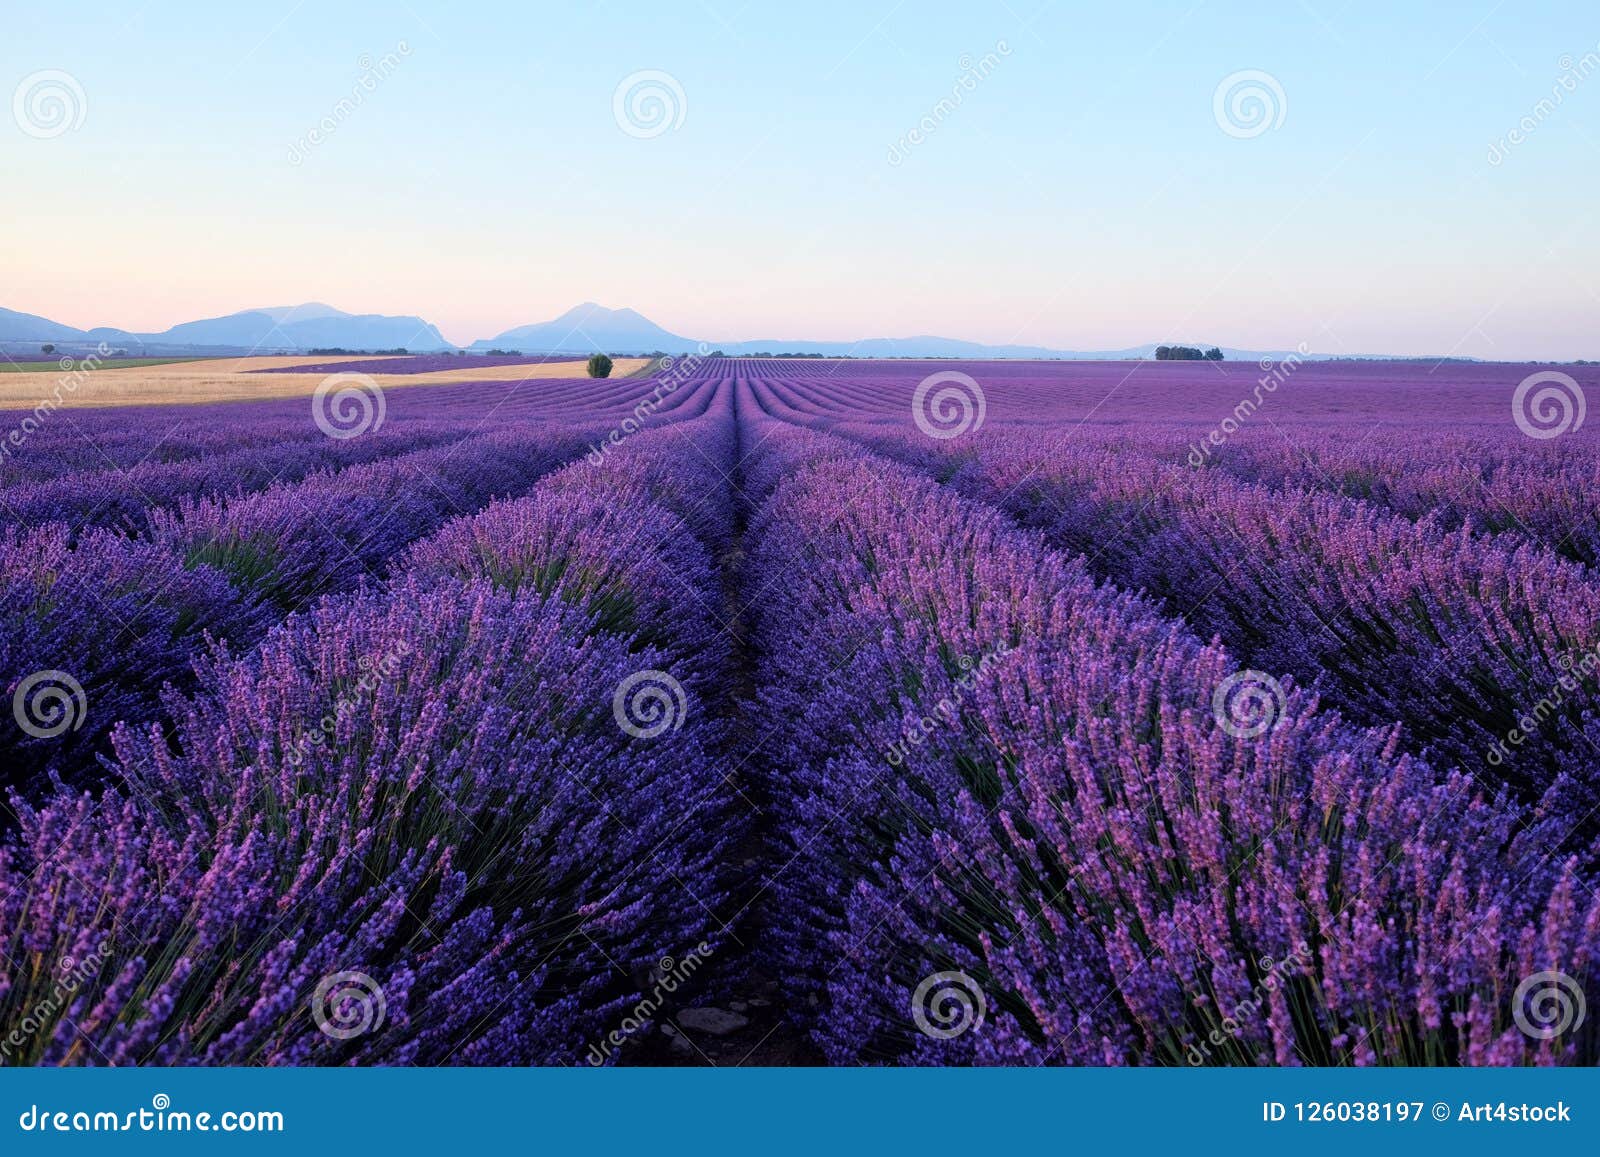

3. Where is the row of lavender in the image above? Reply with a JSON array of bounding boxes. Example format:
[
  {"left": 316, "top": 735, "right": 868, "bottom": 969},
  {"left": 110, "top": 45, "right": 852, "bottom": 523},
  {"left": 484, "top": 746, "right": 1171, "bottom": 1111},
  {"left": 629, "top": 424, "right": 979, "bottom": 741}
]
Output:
[
  {"left": 0, "top": 367, "right": 660, "bottom": 494},
  {"left": 754, "top": 373, "right": 1600, "bottom": 827},
  {"left": 729, "top": 368, "right": 1600, "bottom": 1064},
  {"left": 0, "top": 371, "right": 736, "bottom": 1063},
  {"left": 2, "top": 370, "right": 709, "bottom": 791},
  {"left": 748, "top": 361, "right": 1600, "bottom": 564}
]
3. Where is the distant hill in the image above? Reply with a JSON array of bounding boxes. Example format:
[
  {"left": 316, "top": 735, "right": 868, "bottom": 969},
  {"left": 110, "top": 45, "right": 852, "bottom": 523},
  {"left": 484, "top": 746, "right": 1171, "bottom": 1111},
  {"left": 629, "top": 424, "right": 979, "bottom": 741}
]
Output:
[
  {"left": 470, "top": 303, "right": 694, "bottom": 354},
  {"left": 0, "top": 307, "right": 86, "bottom": 343},
  {"left": 0, "top": 304, "right": 450, "bottom": 353},
  {"left": 152, "top": 307, "right": 450, "bottom": 352}
]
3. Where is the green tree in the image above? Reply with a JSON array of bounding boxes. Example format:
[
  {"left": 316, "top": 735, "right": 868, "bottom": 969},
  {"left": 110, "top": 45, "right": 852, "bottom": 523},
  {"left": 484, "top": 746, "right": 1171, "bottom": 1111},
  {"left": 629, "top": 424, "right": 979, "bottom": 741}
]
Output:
[{"left": 587, "top": 353, "right": 614, "bottom": 379}]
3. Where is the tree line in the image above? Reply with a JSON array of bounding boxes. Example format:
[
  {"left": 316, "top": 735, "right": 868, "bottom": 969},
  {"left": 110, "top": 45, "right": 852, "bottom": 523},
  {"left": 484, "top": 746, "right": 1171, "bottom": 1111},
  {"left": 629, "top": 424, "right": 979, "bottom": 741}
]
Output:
[{"left": 1154, "top": 345, "right": 1224, "bottom": 361}]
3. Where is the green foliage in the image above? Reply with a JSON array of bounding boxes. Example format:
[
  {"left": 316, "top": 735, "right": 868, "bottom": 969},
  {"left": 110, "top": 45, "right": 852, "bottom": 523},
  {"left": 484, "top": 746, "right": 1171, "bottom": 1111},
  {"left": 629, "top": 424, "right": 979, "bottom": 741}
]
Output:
[{"left": 586, "top": 353, "right": 614, "bottom": 379}]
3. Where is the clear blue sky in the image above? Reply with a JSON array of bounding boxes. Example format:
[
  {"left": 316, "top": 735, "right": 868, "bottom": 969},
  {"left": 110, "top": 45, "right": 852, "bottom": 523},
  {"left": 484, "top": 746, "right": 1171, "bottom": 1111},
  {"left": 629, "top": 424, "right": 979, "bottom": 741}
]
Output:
[{"left": 6, "top": 1, "right": 1598, "bottom": 357}]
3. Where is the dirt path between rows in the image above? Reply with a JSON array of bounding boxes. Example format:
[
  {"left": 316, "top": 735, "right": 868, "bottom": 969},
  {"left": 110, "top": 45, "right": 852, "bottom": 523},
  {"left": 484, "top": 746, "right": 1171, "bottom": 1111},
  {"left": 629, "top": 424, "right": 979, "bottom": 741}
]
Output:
[{"left": 620, "top": 382, "right": 821, "bottom": 1066}]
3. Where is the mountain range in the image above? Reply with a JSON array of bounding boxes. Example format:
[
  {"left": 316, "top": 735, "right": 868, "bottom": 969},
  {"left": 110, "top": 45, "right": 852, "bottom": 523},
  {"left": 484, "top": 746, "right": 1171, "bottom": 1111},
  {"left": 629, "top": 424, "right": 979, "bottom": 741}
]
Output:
[
  {"left": 0, "top": 300, "right": 1329, "bottom": 362},
  {"left": 0, "top": 303, "right": 451, "bottom": 355}
]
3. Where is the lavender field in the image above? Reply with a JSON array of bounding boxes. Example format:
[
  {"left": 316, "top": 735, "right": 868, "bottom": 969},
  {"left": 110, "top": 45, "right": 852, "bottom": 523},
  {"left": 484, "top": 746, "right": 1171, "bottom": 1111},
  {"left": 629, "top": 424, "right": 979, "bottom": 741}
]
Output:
[{"left": 3, "top": 356, "right": 1599, "bottom": 1067}]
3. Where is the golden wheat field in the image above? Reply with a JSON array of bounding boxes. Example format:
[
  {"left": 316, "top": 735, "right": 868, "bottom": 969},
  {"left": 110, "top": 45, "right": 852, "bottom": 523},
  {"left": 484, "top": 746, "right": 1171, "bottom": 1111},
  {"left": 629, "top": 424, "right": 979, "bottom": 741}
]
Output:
[{"left": 0, "top": 354, "right": 652, "bottom": 410}]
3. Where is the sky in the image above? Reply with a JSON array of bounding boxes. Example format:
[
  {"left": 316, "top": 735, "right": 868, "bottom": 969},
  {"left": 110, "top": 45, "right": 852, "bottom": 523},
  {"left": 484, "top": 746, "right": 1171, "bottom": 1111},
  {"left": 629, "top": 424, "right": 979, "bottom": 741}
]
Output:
[{"left": 4, "top": 1, "right": 1599, "bottom": 358}]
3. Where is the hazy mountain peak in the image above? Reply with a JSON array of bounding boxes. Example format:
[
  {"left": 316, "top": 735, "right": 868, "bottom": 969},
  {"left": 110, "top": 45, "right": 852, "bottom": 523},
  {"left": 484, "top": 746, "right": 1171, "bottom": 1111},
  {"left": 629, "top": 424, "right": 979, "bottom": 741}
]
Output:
[
  {"left": 555, "top": 302, "right": 643, "bottom": 322},
  {"left": 256, "top": 303, "right": 350, "bottom": 324},
  {"left": 475, "top": 302, "right": 690, "bottom": 353}
]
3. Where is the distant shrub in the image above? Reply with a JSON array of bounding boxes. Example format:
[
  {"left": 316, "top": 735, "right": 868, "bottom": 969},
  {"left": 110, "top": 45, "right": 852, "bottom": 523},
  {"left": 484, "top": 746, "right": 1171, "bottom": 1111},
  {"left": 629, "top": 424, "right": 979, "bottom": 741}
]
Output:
[
  {"left": 41, "top": 344, "right": 54, "bottom": 355},
  {"left": 587, "top": 354, "right": 614, "bottom": 379},
  {"left": 1155, "top": 345, "right": 1208, "bottom": 361}
]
